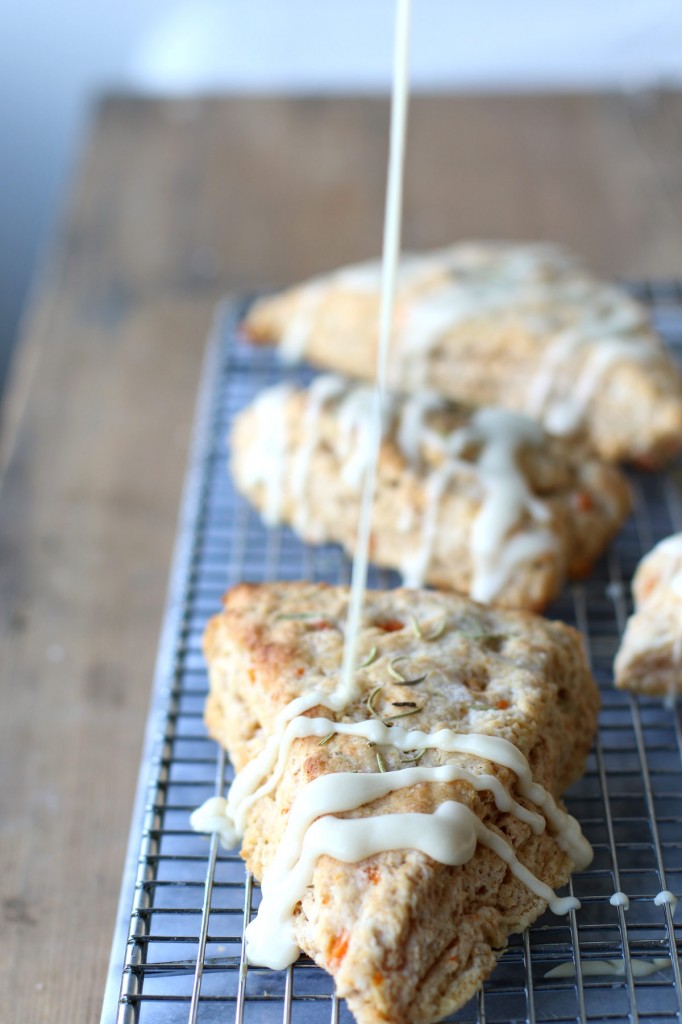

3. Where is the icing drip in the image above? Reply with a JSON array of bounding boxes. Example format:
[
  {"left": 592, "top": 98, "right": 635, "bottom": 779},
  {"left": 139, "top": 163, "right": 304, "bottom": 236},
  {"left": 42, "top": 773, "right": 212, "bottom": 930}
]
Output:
[
  {"left": 546, "top": 957, "right": 671, "bottom": 979},
  {"left": 238, "top": 383, "right": 294, "bottom": 525},
  {"left": 609, "top": 891, "right": 630, "bottom": 909},
  {"left": 654, "top": 890, "right": 679, "bottom": 912}
]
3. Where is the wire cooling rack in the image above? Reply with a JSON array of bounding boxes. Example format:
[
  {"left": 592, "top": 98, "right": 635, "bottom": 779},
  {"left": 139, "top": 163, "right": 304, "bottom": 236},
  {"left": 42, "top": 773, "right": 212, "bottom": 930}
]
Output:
[{"left": 101, "top": 285, "right": 682, "bottom": 1024}]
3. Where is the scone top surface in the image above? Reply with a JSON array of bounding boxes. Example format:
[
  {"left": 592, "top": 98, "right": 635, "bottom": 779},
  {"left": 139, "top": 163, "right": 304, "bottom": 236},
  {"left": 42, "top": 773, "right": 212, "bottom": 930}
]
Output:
[{"left": 205, "top": 581, "right": 598, "bottom": 793}]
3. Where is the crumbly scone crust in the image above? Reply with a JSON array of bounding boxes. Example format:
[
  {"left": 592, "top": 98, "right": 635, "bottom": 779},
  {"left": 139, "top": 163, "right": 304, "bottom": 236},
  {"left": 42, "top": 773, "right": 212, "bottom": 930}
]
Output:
[
  {"left": 204, "top": 582, "right": 600, "bottom": 1024},
  {"left": 230, "top": 384, "right": 631, "bottom": 612},
  {"left": 243, "top": 244, "right": 682, "bottom": 467},
  {"left": 614, "top": 536, "right": 682, "bottom": 696}
]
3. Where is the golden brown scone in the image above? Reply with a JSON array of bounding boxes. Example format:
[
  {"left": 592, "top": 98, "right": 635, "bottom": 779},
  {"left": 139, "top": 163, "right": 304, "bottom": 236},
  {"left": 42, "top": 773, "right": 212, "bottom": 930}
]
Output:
[
  {"left": 229, "top": 376, "right": 631, "bottom": 612},
  {"left": 614, "top": 534, "right": 682, "bottom": 697},
  {"left": 243, "top": 242, "right": 682, "bottom": 467},
  {"left": 203, "top": 581, "right": 600, "bottom": 1024}
]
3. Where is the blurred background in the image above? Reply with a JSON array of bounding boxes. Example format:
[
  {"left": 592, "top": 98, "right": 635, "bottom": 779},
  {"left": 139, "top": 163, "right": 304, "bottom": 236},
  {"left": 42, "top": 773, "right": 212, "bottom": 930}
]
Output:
[{"left": 1, "top": 0, "right": 681, "bottom": 401}]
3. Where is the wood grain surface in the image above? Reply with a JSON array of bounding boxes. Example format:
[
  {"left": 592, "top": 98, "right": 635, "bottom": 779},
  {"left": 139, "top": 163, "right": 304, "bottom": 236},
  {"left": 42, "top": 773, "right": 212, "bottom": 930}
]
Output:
[{"left": 2, "top": 92, "right": 682, "bottom": 1023}]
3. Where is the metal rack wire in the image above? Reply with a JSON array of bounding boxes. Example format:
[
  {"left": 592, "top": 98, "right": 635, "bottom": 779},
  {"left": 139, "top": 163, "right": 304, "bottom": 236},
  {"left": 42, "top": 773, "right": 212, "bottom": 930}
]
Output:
[{"left": 101, "top": 285, "right": 682, "bottom": 1024}]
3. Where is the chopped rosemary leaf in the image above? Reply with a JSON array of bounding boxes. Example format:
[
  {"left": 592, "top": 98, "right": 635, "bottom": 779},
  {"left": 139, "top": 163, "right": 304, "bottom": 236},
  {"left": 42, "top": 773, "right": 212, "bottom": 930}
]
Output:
[
  {"left": 398, "top": 674, "right": 428, "bottom": 686},
  {"left": 318, "top": 731, "right": 335, "bottom": 746},
  {"left": 459, "top": 624, "right": 506, "bottom": 648},
  {"left": 366, "top": 684, "right": 385, "bottom": 720},
  {"left": 400, "top": 748, "right": 425, "bottom": 763},
  {"left": 376, "top": 751, "right": 387, "bottom": 773},
  {"left": 387, "top": 656, "right": 428, "bottom": 686},
  {"left": 392, "top": 700, "right": 417, "bottom": 708},
  {"left": 412, "top": 616, "right": 447, "bottom": 641},
  {"left": 425, "top": 619, "right": 446, "bottom": 641},
  {"left": 383, "top": 706, "right": 423, "bottom": 721},
  {"left": 358, "top": 646, "right": 378, "bottom": 669},
  {"left": 463, "top": 701, "right": 489, "bottom": 712},
  {"left": 387, "top": 655, "right": 408, "bottom": 680}
]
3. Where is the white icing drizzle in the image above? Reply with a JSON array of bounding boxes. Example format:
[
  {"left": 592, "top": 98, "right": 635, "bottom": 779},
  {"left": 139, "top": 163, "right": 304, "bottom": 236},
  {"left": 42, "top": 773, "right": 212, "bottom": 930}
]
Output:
[
  {"left": 241, "top": 380, "right": 558, "bottom": 603},
  {"left": 402, "top": 406, "right": 556, "bottom": 600},
  {"left": 336, "top": 386, "right": 387, "bottom": 490},
  {"left": 401, "top": 461, "right": 456, "bottom": 588},
  {"left": 546, "top": 957, "right": 671, "bottom": 980},
  {"left": 290, "top": 374, "right": 347, "bottom": 534},
  {"left": 337, "top": 0, "right": 411, "bottom": 701},
  {"left": 193, "top": 705, "right": 593, "bottom": 872},
  {"left": 610, "top": 891, "right": 630, "bottom": 909},
  {"left": 654, "top": 889, "right": 679, "bottom": 912},
  {"left": 538, "top": 336, "right": 654, "bottom": 437},
  {"left": 238, "top": 382, "right": 294, "bottom": 526},
  {"left": 246, "top": 773, "right": 580, "bottom": 969},
  {"left": 189, "top": 796, "right": 235, "bottom": 847},
  {"left": 193, "top": 677, "right": 592, "bottom": 967},
  {"left": 396, "top": 391, "right": 445, "bottom": 466}
]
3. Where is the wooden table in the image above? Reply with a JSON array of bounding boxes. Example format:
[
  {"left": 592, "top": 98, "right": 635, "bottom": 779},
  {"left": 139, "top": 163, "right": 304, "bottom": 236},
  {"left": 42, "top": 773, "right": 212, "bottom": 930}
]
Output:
[{"left": 2, "top": 92, "right": 682, "bottom": 1022}]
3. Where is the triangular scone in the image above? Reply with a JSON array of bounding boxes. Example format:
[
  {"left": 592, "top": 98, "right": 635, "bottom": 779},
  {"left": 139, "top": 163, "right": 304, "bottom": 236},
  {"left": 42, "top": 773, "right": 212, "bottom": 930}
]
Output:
[
  {"left": 202, "top": 582, "right": 599, "bottom": 1024},
  {"left": 242, "top": 242, "right": 682, "bottom": 467},
  {"left": 230, "top": 377, "right": 630, "bottom": 611},
  {"left": 615, "top": 534, "right": 682, "bottom": 697}
]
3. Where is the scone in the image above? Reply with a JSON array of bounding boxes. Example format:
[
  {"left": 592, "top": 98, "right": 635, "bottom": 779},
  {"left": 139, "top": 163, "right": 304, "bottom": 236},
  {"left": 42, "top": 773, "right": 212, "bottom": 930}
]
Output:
[
  {"left": 614, "top": 533, "right": 682, "bottom": 698},
  {"left": 242, "top": 241, "right": 682, "bottom": 467},
  {"left": 195, "top": 581, "right": 599, "bottom": 1024},
  {"left": 229, "top": 376, "right": 631, "bottom": 611}
]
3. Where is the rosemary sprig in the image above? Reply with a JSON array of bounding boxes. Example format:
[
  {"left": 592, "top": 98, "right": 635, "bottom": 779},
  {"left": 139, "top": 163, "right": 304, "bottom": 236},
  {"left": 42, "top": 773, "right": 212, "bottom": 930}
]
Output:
[
  {"left": 358, "top": 646, "right": 378, "bottom": 669},
  {"left": 387, "top": 656, "right": 427, "bottom": 686}
]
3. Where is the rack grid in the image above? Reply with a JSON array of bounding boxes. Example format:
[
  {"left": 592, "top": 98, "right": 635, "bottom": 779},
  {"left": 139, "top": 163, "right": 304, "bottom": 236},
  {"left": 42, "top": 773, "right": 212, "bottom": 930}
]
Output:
[{"left": 101, "top": 286, "right": 682, "bottom": 1024}]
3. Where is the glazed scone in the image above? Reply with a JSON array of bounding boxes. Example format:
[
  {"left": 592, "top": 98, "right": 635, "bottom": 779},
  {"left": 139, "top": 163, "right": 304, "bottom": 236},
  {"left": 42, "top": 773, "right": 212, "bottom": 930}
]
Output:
[
  {"left": 197, "top": 582, "right": 599, "bottom": 1024},
  {"left": 243, "top": 242, "right": 682, "bottom": 467},
  {"left": 229, "top": 376, "right": 631, "bottom": 611},
  {"left": 614, "top": 534, "right": 682, "bottom": 698}
]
